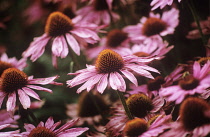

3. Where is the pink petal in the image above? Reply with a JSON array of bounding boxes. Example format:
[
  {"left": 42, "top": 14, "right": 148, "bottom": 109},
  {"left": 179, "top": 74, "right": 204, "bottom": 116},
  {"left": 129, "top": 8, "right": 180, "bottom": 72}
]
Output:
[
  {"left": 27, "top": 85, "right": 52, "bottom": 93},
  {"left": 65, "top": 33, "right": 80, "bottom": 55},
  {"left": 28, "top": 76, "right": 59, "bottom": 85},
  {"left": 109, "top": 73, "right": 118, "bottom": 90},
  {"left": 22, "top": 87, "right": 40, "bottom": 100},
  {"left": 127, "top": 64, "right": 154, "bottom": 79},
  {"left": 97, "top": 74, "right": 108, "bottom": 94},
  {"left": 45, "top": 117, "right": 55, "bottom": 129},
  {"left": 6, "top": 92, "right": 16, "bottom": 112},
  {"left": 24, "top": 124, "right": 36, "bottom": 132},
  {"left": 193, "top": 61, "right": 201, "bottom": 78},
  {"left": 120, "top": 70, "right": 138, "bottom": 86},
  {"left": 0, "top": 93, "right": 6, "bottom": 108},
  {"left": 18, "top": 89, "right": 31, "bottom": 109},
  {"left": 54, "top": 118, "right": 79, "bottom": 134},
  {"left": 52, "top": 36, "right": 65, "bottom": 57},
  {"left": 115, "top": 72, "right": 126, "bottom": 92}
]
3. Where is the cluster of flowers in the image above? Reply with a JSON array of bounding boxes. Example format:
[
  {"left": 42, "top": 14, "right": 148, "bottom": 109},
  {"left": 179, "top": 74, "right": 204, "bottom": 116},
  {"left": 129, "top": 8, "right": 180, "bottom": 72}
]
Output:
[{"left": 0, "top": 0, "right": 210, "bottom": 136}]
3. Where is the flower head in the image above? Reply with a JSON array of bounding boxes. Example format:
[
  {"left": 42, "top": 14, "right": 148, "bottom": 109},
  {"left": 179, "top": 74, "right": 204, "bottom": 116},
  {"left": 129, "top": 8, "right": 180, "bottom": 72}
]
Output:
[
  {"left": 76, "top": 0, "right": 120, "bottom": 25},
  {"left": 0, "top": 53, "right": 27, "bottom": 76},
  {"left": 22, "top": 11, "right": 100, "bottom": 67},
  {"left": 159, "top": 61, "right": 210, "bottom": 104},
  {"left": 0, "top": 68, "right": 62, "bottom": 113},
  {"left": 67, "top": 49, "right": 159, "bottom": 94},
  {"left": 22, "top": 117, "right": 89, "bottom": 137},
  {"left": 123, "top": 8, "right": 179, "bottom": 43}
]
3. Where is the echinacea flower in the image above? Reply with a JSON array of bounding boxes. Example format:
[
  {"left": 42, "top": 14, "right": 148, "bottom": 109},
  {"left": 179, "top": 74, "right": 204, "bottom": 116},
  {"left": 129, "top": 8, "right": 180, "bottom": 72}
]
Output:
[
  {"left": 150, "top": 0, "right": 182, "bottom": 10},
  {"left": 123, "top": 114, "right": 171, "bottom": 137},
  {"left": 123, "top": 8, "right": 179, "bottom": 44},
  {"left": 21, "top": 117, "right": 89, "bottom": 137},
  {"left": 160, "top": 97, "right": 210, "bottom": 137},
  {"left": 0, "top": 109, "right": 20, "bottom": 128},
  {"left": 85, "top": 29, "right": 131, "bottom": 59},
  {"left": 0, "top": 53, "right": 27, "bottom": 75},
  {"left": 67, "top": 49, "right": 159, "bottom": 94},
  {"left": 66, "top": 91, "right": 110, "bottom": 126},
  {"left": 76, "top": 0, "right": 120, "bottom": 25},
  {"left": 159, "top": 61, "right": 210, "bottom": 104},
  {"left": 0, "top": 124, "right": 21, "bottom": 137},
  {"left": 22, "top": 11, "right": 100, "bottom": 67},
  {"left": 130, "top": 36, "right": 174, "bottom": 60},
  {"left": 0, "top": 68, "right": 62, "bottom": 113}
]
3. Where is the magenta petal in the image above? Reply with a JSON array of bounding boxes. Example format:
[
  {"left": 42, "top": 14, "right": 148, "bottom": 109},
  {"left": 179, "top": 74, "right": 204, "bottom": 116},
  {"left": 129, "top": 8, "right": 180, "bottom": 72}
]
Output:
[
  {"left": 54, "top": 118, "right": 79, "bottom": 134},
  {"left": 45, "top": 117, "right": 54, "bottom": 129},
  {"left": 109, "top": 73, "right": 118, "bottom": 90},
  {"left": 6, "top": 92, "right": 16, "bottom": 112},
  {"left": 52, "top": 36, "right": 64, "bottom": 57},
  {"left": 22, "top": 87, "right": 40, "bottom": 100},
  {"left": 18, "top": 89, "right": 31, "bottom": 109},
  {"left": 60, "top": 36, "right": 69, "bottom": 58},
  {"left": 28, "top": 76, "right": 59, "bottom": 85},
  {"left": 27, "top": 85, "right": 52, "bottom": 93},
  {"left": 24, "top": 124, "right": 35, "bottom": 132},
  {"left": 121, "top": 69, "right": 138, "bottom": 86},
  {"left": 57, "top": 127, "right": 89, "bottom": 137},
  {"left": 115, "top": 72, "right": 126, "bottom": 92},
  {"left": 65, "top": 33, "right": 80, "bottom": 55},
  {"left": 97, "top": 74, "right": 108, "bottom": 94}
]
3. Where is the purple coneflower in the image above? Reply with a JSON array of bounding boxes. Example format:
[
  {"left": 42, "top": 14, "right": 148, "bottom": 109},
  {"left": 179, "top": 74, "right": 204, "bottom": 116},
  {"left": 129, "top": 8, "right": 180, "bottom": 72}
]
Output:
[
  {"left": 67, "top": 49, "right": 159, "bottom": 94},
  {"left": 123, "top": 8, "right": 179, "bottom": 44},
  {"left": 21, "top": 117, "right": 89, "bottom": 137},
  {"left": 161, "top": 97, "right": 210, "bottom": 137},
  {"left": 0, "top": 68, "right": 62, "bottom": 113},
  {"left": 0, "top": 53, "right": 27, "bottom": 75},
  {"left": 76, "top": 0, "right": 120, "bottom": 25},
  {"left": 22, "top": 11, "right": 100, "bottom": 67},
  {"left": 159, "top": 61, "right": 210, "bottom": 104},
  {"left": 85, "top": 29, "right": 131, "bottom": 59},
  {"left": 150, "top": 0, "right": 182, "bottom": 10}
]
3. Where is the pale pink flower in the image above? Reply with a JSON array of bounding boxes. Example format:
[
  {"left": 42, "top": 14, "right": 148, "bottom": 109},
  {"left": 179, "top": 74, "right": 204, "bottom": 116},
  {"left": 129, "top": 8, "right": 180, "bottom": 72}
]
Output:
[
  {"left": 84, "top": 29, "right": 131, "bottom": 59},
  {"left": 160, "top": 97, "right": 210, "bottom": 137},
  {"left": 22, "top": 11, "right": 100, "bottom": 67},
  {"left": 76, "top": 0, "right": 120, "bottom": 25},
  {"left": 0, "top": 124, "right": 21, "bottom": 137},
  {"left": 0, "top": 109, "right": 20, "bottom": 128},
  {"left": 67, "top": 49, "right": 159, "bottom": 94},
  {"left": 159, "top": 61, "right": 210, "bottom": 104},
  {"left": 130, "top": 36, "right": 174, "bottom": 59},
  {"left": 0, "top": 68, "right": 62, "bottom": 113},
  {"left": 150, "top": 0, "right": 182, "bottom": 10},
  {"left": 22, "top": 117, "right": 89, "bottom": 137},
  {"left": 0, "top": 53, "right": 27, "bottom": 75},
  {"left": 123, "top": 8, "right": 179, "bottom": 44}
]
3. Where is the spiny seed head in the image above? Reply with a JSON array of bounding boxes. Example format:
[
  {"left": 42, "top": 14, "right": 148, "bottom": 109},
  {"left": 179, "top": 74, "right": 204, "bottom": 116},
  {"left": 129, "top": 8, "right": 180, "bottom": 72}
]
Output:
[
  {"left": 133, "top": 52, "right": 150, "bottom": 57},
  {"left": 180, "top": 97, "right": 210, "bottom": 130},
  {"left": 106, "top": 29, "right": 128, "bottom": 48},
  {"left": 95, "top": 49, "right": 124, "bottom": 73},
  {"left": 178, "top": 75, "right": 199, "bottom": 90},
  {"left": 147, "top": 76, "right": 165, "bottom": 91},
  {"left": 93, "top": 0, "right": 109, "bottom": 11},
  {"left": 77, "top": 92, "right": 109, "bottom": 117},
  {"left": 142, "top": 17, "right": 168, "bottom": 37},
  {"left": 0, "top": 61, "right": 13, "bottom": 76},
  {"left": 123, "top": 118, "right": 148, "bottom": 137},
  {"left": 45, "top": 11, "right": 74, "bottom": 37},
  {"left": 28, "top": 127, "right": 56, "bottom": 137},
  {"left": 126, "top": 93, "right": 154, "bottom": 118},
  {"left": 0, "top": 68, "right": 28, "bottom": 93}
]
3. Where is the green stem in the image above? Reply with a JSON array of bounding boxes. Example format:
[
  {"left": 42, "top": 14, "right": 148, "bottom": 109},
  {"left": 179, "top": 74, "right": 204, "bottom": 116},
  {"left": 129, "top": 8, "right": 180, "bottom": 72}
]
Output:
[
  {"left": 187, "top": 0, "right": 208, "bottom": 46},
  {"left": 116, "top": 91, "right": 134, "bottom": 120}
]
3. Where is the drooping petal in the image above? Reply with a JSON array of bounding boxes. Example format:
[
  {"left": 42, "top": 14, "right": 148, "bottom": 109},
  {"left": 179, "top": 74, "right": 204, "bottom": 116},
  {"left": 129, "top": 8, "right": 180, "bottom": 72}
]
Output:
[
  {"left": 27, "top": 85, "right": 52, "bottom": 93},
  {"left": 54, "top": 118, "right": 79, "bottom": 134},
  {"left": 28, "top": 76, "right": 59, "bottom": 85},
  {"left": 65, "top": 33, "right": 80, "bottom": 55},
  {"left": 6, "top": 92, "right": 16, "bottom": 112},
  {"left": 52, "top": 36, "right": 64, "bottom": 57},
  {"left": 109, "top": 73, "right": 118, "bottom": 90},
  {"left": 97, "top": 74, "right": 108, "bottom": 94},
  {"left": 115, "top": 72, "right": 126, "bottom": 92},
  {"left": 18, "top": 89, "right": 31, "bottom": 109},
  {"left": 121, "top": 69, "right": 138, "bottom": 86},
  {"left": 22, "top": 87, "right": 40, "bottom": 100},
  {"left": 45, "top": 117, "right": 55, "bottom": 129}
]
